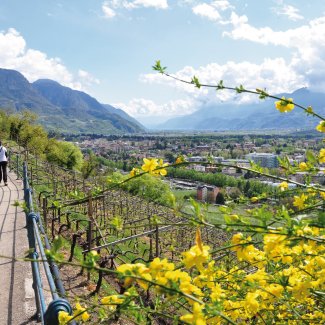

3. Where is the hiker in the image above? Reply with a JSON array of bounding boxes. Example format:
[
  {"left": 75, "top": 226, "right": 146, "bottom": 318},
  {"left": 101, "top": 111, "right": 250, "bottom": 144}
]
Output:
[{"left": 0, "top": 141, "right": 8, "bottom": 186}]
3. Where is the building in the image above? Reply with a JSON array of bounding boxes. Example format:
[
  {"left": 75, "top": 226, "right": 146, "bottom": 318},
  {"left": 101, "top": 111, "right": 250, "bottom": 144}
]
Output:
[
  {"left": 188, "top": 156, "right": 205, "bottom": 162},
  {"left": 245, "top": 153, "right": 279, "bottom": 168},
  {"left": 197, "top": 185, "right": 219, "bottom": 203}
]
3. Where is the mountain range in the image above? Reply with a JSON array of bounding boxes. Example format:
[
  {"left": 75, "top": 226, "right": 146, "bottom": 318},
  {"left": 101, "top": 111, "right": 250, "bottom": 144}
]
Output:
[
  {"left": 1, "top": 67, "right": 324, "bottom": 133},
  {"left": 0, "top": 68, "right": 144, "bottom": 134},
  {"left": 158, "top": 88, "right": 325, "bottom": 131}
]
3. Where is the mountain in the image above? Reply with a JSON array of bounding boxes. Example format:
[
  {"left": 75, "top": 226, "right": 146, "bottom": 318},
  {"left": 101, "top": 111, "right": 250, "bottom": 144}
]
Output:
[
  {"left": 159, "top": 88, "right": 325, "bottom": 131},
  {"left": 102, "top": 104, "right": 145, "bottom": 130},
  {"left": 32, "top": 79, "right": 144, "bottom": 134},
  {"left": 0, "top": 68, "right": 60, "bottom": 115},
  {"left": 0, "top": 68, "right": 144, "bottom": 134}
]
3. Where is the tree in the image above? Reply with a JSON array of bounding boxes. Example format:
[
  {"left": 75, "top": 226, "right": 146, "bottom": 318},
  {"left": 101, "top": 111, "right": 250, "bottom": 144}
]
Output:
[
  {"left": 81, "top": 151, "right": 99, "bottom": 179},
  {"left": 46, "top": 139, "right": 83, "bottom": 170},
  {"left": 215, "top": 191, "right": 225, "bottom": 204}
]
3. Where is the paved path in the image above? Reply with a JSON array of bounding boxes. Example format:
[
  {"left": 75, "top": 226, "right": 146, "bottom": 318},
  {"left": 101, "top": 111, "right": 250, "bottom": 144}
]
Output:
[{"left": 0, "top": 171, "right": 37, "bottom": 325}]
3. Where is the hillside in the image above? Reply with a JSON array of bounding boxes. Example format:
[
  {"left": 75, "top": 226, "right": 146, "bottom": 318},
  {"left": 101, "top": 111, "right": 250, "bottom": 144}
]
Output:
[
  {"left": 0, "top": 68, "right": 144, "bottom": 134},
  {"left": 159, "top": 88, "right": 325, "bottom": 131}
]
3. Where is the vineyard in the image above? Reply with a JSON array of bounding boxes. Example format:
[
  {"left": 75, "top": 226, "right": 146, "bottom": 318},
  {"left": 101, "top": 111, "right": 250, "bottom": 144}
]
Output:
[{"left": 11, "top": 152, "right": 231, "bottom": 319}]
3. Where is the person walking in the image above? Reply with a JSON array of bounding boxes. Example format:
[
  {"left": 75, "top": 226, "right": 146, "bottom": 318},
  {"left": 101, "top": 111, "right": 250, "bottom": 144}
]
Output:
[{"left": 0, "top": 141, "right": 8, "bottom": 186}]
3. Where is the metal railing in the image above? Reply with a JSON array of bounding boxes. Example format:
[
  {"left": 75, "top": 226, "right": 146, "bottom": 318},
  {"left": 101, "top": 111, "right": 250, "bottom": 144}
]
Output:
[{"left": 23, "top": 161, "right": 74, "bottom": 325}]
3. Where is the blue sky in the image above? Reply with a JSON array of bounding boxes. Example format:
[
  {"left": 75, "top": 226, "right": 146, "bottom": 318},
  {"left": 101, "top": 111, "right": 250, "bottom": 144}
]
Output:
[{"left": 1, "top": 0, "right": 325, "bottom": 126}]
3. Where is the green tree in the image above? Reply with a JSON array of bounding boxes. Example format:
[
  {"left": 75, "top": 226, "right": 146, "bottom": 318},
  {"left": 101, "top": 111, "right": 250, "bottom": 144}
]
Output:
[
  {"left": 81, "top": 151, "right": 99, "bottom": 179},
  {"left": 46, "top": 139, "right": 83, "bottom": 170}
]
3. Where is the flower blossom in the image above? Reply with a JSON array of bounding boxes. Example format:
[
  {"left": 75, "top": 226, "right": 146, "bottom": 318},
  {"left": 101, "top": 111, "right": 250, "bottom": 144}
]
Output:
[{"left": 275, "top": 97, "right": 294, "bottom": 113}]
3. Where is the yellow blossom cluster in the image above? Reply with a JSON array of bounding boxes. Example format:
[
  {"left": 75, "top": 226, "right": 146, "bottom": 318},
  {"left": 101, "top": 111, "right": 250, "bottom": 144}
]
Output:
[
  {"left": 129, "top": 158, "right": 169, "bottom": 177},
  {"left": 275, "top": 97, "right": 295, "bottom": 113},
  {"left": 111, "top": 227, "right": 324, "bottom": 324},
  {"left": 59, "top": 303, "right": 90, "bottom": 324}
]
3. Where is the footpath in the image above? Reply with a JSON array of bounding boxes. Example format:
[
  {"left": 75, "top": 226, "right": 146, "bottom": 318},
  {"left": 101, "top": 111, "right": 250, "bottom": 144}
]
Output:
[{"left": 0, "top": 171, "right": 37, "bottom": 324}]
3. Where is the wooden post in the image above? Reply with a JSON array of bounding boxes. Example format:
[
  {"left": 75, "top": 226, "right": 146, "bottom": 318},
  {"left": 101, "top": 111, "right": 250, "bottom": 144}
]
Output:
[
  {"left": 43, "top": 197, "right": 47, "bottom": 231},
  {"left": 148, "top": 216, "right": 153, "bottom": 261},
  {"left": 87, "top": 194, "right": 93, "bottom": 281}
]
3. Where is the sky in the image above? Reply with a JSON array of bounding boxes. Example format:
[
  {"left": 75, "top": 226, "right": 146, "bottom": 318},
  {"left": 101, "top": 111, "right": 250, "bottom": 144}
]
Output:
[{"left": 1, "top": 0, "right": 325, "bottom": 127}]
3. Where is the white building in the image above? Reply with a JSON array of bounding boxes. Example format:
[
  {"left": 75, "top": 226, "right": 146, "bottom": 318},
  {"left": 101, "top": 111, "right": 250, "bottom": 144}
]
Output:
[{"left": 245, "top": 153, "right": 279, "bottom": 168}]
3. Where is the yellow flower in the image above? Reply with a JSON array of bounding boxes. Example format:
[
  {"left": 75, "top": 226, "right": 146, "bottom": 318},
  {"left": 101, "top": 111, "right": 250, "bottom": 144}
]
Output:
[
  {"left": 165, "top": 269, "right": 192, "bottom": 284},
  {"left": 117, "top": 263, "right": 152, "bottom": 290},
  {"left": 243, "top": 292, "right": 260, "bottom": 317},
  {"left": 130, "top": 167, "right": 140, "bottom": 177},
  {"left": 266, "top": 283, "right": 284, "bottom": 298},
  {"left": 101, "top": 295, "right": 125, "bottom": 310},
  {"left": 316, "top": 120, "right": 325, "bottom": 133},
  {"left": 74, "top": 303, "right": 90, "bottom": 322},
  {"left": 81, "top": 312, "right": 90, "bottom": 322},
  {"left": 299, "top": 162, "right": 308, "bottom": 171},
  {"left": 320, "top": 191, "right": 325, "bottom": 200},
  {"left": 101, "top": 295, "right": 125, "bottom": 305},
  {"left": 176, "top": 156, "right": 185, "bottom": 164},
  {"left": 153, "top": 159, "right": 168, "bottom": 176},
  {"left": 182, "top": 244, "right": 210, "bottom": 271},
  {"left": 278, "top": 181, "right": 288, "bottom": 191},
  {"left": 180, "top": 282, "right": 203, "bottom": 297},
  {"left": 231, "top": 233, "right": 244, "bottom": 245},
  {"left": 180, "top": 302, "right": 206, "bottom": 325},
  {"left": 58, "top": 311, "right": 73, "bottom": 325},
  {"left": 319, "top": 149, "right": 325, "bottom": 163},
  {"left": 293, "top": 194, "right": 308, "bottom": 210},
  {"left": 275, "top": 97, "right": 294, "bottom": 113},
  {"left": 149, "top": 257, "right": 174, "bottom": 279},
  {"left": 264, "top": 234, "right": 287, "bottom": 254},
  {"left": 250, "top": 196, "right": 259, "bottom": 202},
  {"left": 210, "top": 283, "right": 224, "bottom": 302},
  {"left": 141, "top": 158, "right": 158, "bottom": 173}
]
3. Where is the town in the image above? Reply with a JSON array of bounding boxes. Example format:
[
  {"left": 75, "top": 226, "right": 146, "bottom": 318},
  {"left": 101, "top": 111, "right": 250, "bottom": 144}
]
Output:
[{"left": 65, "top": 131, "right": 324, "bottom": 204}]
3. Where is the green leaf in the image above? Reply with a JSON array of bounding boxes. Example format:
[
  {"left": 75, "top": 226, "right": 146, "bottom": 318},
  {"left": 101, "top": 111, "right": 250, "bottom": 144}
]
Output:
[
  {"left": 191, "top": 75, "right": 201, "bottom": 89},
  {"left": 317, "top": 212, "right": 325, "bottom": 226},
  {"left": 217, "top": 80, "right": 224, "bottom": 90},
  {"left": 256, "top": 88, "right": 269, "bottom": 99},
  {"left": 306, "top": 150, "right": 317, "bottom": 164},
  {"left": 52, "top": 236, "right": 63, "bottom": 253},
  {"left": 235, "top": 84, "right": 245, "bottom": 93},
  {"left": 110, "top": 216, "right": 124, "bottom": 231},
  {"left": 152, "top": 60, "right": 167, "bottom": 74}
]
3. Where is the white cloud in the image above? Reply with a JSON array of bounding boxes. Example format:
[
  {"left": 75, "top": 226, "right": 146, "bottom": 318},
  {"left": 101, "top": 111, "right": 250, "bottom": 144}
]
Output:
[
  {"left": 102, "top": 2, "right": 116, "bottom": 18},
  {"left": 142, "top": 57, "right": 306, "bottom": 105},
  {"left": 78, "top": 70, "right": 100, "bottom": 87},
  {"left": 272, "top": 3, "right": 303, "bottom": 21},
  {"left": 211, "top": 0, "right": 234, "bottom": 11},
  {"left": 0, "top": 28, "right": 98, "bottom": 90},
  {"left": 192, "top": 3, "right": 221, "bottom": 21},
  {"left": 192, "top": 1, "right": 234, "bottom": 21},
  {"left": 102, "top": 0, "right": 168, "bottom": 14},
  {"left": 224, "top": 14, "right": 325, "bottom": 91},
  {"left": 125, "top": 0, "right": 168, "bottom": 9},
  {"left": 115, "top": 98, "right": 195, "bottom": 117}
]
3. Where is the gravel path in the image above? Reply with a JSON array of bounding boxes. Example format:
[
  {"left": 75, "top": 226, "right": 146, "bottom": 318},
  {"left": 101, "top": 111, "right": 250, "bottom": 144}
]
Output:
[{"left": 0, "top": 171, "right": 37, "bottom": 324}]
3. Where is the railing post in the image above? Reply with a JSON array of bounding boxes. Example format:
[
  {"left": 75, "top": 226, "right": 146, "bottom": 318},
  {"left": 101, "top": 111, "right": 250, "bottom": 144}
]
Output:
[
  {"left": 23, "top": 160, "right": 73, "bottom": 323},
  {"left": 44, "top": 299, "right": 72, "bottom": 325}
]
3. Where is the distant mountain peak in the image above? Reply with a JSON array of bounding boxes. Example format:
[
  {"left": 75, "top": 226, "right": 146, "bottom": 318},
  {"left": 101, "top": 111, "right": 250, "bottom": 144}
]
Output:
[
  {"left": 292, "top": 87, "right": 309, "bottom": 95},
  {"left": 33, "top": 79, "right": 61, "bottom": 86},
  {"left": 158, "top": 87, "right": 325, "bottom": 131}
]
